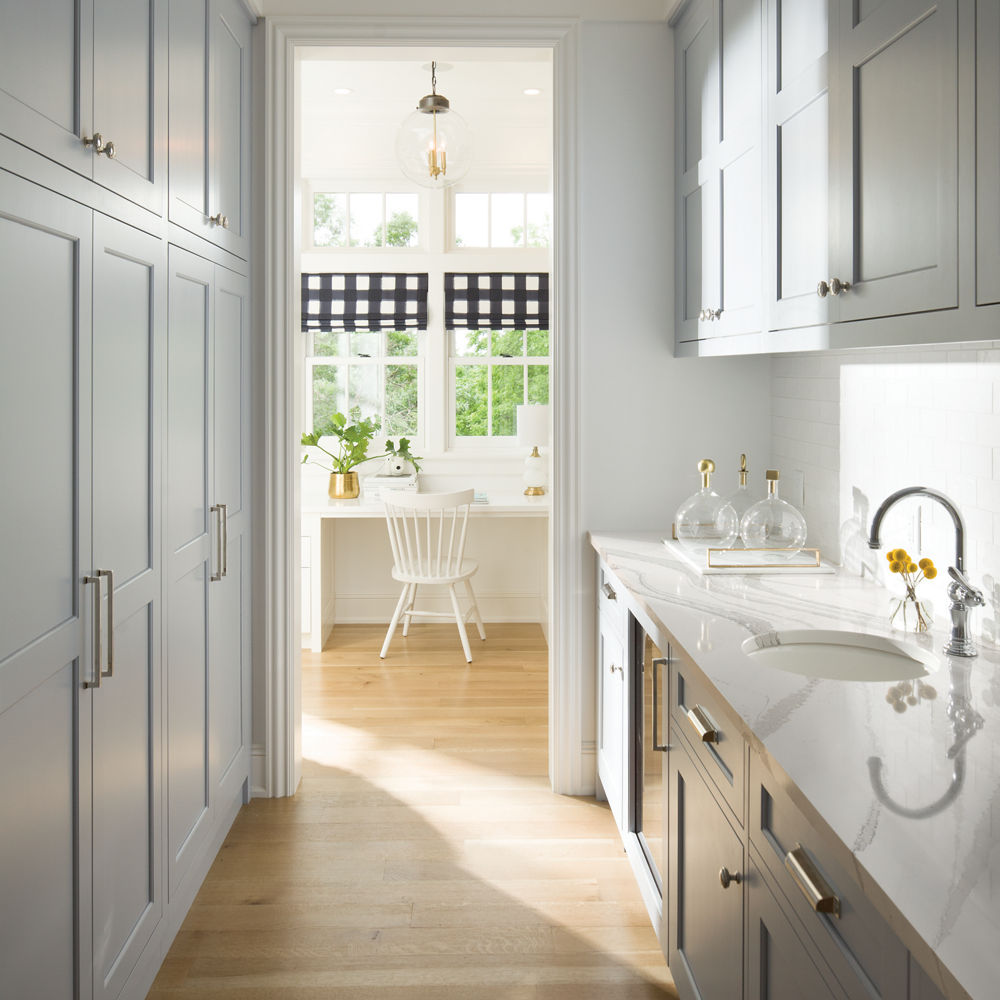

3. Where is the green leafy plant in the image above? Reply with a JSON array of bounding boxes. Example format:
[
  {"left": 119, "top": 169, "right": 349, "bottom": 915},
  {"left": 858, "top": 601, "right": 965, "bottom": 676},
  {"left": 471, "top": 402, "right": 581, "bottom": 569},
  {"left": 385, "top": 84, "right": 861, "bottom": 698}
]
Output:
[{"left": 301, "top": 407, "right": 421, "bottom": 474}]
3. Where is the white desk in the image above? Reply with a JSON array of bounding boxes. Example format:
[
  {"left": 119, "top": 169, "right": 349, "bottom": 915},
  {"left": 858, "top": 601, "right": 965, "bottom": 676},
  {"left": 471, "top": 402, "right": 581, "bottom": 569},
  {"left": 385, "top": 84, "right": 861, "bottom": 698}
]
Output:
[{"left": 301, "top": 492, "right": 550, "bottom": 652}]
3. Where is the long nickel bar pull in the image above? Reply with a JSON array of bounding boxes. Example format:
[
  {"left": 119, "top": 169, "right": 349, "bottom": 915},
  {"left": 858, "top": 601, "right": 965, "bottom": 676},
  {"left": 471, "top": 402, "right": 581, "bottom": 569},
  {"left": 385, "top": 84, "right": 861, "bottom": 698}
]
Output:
[
  {"left": 96, "top": 569, "right": 114, "bottom": 678},
  {"left": 652, "top": 656, "right": 669, "bottom": 751},
  {"left": 210, "top": 504, "right": 224, "bottom": 581},
  {"left": 784, "top": 845, "right": 841, "bottom": 918},
  {"left": 220, "top": 503, "right": 228, "bottom": 578},
  {"left": 83, "top": 575, "right": 102, "bottom": 689},
  {"left": 686, "top": 704, "right": 720, "bottom": 743}
]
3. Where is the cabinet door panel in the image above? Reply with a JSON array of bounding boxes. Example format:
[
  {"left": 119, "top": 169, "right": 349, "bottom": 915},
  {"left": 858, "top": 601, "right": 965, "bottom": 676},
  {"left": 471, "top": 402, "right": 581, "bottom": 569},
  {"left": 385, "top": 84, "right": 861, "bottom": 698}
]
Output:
[
  {"left": 214, "top": 268, "right": 247, "bottom": 519},
  {"left": 748, "top": 860, "right": 840, "bottom": 1000},
  {"left": 977, "top": 0, "right": 1000, "bottom": 306},
  {"left": 721, "top": 0, "right": 760, "bottom": 146},
  {"left": 718, "top": 145, "right": 761, "bottom": 335},
  {"left": 0, "top": 664, "right": 79, "bottom": 1000},
  {"left": 597, "top": 615, "right": 625, "bottom": 829},
  {"left": 211, "top": 536, "right": 245, "bottom": 796},
  {"left": 778, "top": 0, "right": 828, "bottom": 87},
  {"left": 833, "top": 0, "right": 958, "bottom": 321},
  {"left": 0, "top": 0, "right": 94, "bottom": 178},
  {"left": 92, "top": 606, "right": 160, "bottom": 999},
  {"left": 209, "top": 0, "right": 251, "bottom": 259},
  {"left": 169, "top": 0, "right": 211, "bottom": 235},
  {"left": 92, "top": 0, "right": 166, "bottom": 214},
  {"left": 668, "top": 743, "right": 743, "bottom": 1000},
  {"left": 682, "top": 4, "right": 715, "bottom": 172}
]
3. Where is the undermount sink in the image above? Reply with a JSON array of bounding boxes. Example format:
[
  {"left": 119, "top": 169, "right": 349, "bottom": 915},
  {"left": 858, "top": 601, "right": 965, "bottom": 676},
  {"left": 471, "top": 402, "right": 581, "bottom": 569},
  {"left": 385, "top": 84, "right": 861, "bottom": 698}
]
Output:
[{"left": 741, "top": 629, "right": 938, "bottom": 682}]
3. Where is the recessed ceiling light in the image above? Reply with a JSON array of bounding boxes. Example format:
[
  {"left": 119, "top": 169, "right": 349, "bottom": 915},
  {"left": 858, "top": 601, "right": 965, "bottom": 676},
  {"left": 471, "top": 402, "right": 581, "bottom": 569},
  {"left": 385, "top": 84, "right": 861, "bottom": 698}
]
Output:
[
  {"left": 333, "top": 87, "right": 353, "bottom": 96},
  {"left": 523, "top": 88, "right": 542, "bottom": 96}
]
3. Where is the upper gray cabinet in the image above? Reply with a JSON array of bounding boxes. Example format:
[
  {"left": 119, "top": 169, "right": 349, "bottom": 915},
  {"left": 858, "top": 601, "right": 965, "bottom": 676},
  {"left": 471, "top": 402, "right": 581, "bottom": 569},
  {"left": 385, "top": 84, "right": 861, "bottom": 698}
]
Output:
[
  {"left": 0, "top": 0, "right": 167, "bottom": 215},
  {"left": 169, "top": 0, "right": 251, "bottom": 260},
  {"left": 675, "top": 0, "right": 763, "bottom": 344},
  {"left": 977, "top": 0, "right": 1000, "bottom": 306},
  {"left": 674, "top": 0, "right": 987, "bottom": 355}
]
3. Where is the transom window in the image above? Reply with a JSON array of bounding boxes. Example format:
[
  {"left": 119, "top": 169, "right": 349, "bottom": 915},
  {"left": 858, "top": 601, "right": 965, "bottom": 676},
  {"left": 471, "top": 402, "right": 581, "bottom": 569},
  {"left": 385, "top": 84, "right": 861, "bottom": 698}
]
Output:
[
  {"left": 454, "top": 192, "right": 552, "bottom": 248},
  {"left": 313, "top": 191, "right": 420, "bottom": 248}
]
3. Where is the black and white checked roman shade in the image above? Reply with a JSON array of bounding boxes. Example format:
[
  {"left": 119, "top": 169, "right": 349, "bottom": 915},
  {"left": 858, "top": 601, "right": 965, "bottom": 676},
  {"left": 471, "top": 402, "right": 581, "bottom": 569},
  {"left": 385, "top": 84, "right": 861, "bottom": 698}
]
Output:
[
  {"left": 445, "top": 273, "right": 549, "bottom": 330},
  {"left": 301, "top": 273, "right": 428, "bottom": 331}
]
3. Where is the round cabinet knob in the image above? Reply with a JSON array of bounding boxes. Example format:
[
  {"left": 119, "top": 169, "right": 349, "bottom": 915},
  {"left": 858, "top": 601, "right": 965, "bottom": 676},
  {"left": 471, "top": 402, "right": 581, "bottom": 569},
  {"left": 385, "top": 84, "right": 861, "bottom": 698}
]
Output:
[
  {"left": 102, "top": 139, "right": 116, "bottom": 160},
  {"left": 817, "top": 279, "right": 830, "bottom": 298},
  {"left": 82, "top": 131, "right": 105, "bottom": 153},
  {"left": 719, "top": 866, "right": 742, "bottom": 889},
  {"left": 699, "top": 309, "right": 707, "bottom": 321},
  {"left": 830, "top": 276, "right": 851, "bottom": 295},
  {"left": 210, "top": 213, "right": 230, "bottom": 229}
]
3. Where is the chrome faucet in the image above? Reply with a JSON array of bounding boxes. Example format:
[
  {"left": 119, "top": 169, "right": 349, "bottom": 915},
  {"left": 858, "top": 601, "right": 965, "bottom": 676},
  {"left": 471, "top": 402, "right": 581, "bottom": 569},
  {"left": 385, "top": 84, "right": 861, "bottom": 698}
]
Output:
[{"left": 868, "top": 487, "right": 984, "bottom": 657}]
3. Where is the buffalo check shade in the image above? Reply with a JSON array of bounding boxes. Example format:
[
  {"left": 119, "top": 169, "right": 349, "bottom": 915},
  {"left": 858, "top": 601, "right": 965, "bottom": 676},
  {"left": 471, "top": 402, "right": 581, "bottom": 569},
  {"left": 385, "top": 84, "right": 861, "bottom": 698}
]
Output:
[
  {"left": 301, "top": 273, "right": 428, "bottom": 331},
  {"left": 445, "top": 273, "right": 549, "bottom": 330}
]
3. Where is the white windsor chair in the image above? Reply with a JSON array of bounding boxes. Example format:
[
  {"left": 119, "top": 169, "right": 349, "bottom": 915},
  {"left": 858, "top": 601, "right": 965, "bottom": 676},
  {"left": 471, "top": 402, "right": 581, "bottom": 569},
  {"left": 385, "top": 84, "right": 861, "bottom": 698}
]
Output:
[{"left": 380, "top": 488, "right": 486, "bottom": 662}]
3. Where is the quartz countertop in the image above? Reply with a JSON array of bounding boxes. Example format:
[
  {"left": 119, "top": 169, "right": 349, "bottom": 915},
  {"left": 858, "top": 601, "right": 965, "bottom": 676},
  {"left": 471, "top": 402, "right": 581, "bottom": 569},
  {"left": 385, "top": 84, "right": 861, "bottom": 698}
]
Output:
[{"left": 590, "top": 531, "right": 1000, "bottom": 1000}]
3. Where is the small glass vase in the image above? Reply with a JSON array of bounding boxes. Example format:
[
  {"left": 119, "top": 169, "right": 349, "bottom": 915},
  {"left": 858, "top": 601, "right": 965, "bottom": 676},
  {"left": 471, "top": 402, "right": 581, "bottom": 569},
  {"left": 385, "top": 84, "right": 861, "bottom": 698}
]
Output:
[{"left": 889, "top": 594, "right": 933, "bottom": 633}]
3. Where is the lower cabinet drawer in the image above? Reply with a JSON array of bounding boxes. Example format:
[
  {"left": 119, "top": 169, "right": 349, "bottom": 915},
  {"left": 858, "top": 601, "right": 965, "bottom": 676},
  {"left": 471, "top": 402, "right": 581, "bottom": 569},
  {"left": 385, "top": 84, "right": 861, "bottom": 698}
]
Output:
[
  {"left": 749, "top": 754, "right": 908, "bottom": 1000},
  {"left": 670, "top": 653, "right": 745, "bottom": 826},
  {"left": 597, "top": 561, "right": 628, "bottom": 640}
]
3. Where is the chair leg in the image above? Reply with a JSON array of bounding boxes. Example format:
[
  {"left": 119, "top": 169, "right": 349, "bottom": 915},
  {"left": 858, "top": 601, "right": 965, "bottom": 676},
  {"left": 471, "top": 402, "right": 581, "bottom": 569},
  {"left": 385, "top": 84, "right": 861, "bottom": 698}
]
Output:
[
  {"left": 402, "top": 583, "right": 417, "bottom": 637},
  {"left": 448, "top": 583, "right": 473, "bottom": 663},
  {"left": 381, "top": 585, "right": 410, "bottom": 659},
  {"left": 465, "top": 578, "right": 486, "bottom": 640}
]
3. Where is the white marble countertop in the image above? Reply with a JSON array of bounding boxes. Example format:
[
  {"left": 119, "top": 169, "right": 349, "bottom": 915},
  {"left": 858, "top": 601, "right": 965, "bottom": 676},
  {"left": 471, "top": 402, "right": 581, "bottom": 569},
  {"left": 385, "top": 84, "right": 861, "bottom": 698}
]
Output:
[{"left": 590, "top": 531, "right": 1000, "bottom": 1000}]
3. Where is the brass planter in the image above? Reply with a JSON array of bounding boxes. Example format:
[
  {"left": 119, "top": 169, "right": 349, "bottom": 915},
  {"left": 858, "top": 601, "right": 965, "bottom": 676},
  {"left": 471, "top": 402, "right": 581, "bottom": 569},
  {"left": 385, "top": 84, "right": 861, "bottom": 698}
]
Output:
[{"left": 329, "top": 471, "right": 359, "bottom": 500}]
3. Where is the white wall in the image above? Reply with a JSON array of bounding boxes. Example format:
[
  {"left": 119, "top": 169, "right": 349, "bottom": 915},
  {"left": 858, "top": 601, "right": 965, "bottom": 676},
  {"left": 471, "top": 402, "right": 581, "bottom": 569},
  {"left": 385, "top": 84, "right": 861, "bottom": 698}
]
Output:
[{"left": 771, "top": 342, "right": 1000, "bottom": 646}]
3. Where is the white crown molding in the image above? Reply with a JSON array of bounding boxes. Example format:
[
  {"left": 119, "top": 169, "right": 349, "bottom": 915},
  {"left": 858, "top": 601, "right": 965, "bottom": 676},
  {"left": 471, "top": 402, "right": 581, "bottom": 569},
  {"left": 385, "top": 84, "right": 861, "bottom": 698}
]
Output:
[{"left": 262, "top": 13, "right": 583, "bottom": 798}]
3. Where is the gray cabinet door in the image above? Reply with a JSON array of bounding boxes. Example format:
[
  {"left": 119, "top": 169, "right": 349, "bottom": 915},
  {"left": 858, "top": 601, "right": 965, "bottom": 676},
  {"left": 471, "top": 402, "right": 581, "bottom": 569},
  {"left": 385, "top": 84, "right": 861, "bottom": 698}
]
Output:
[
  {"left": 209, "top": 265, "right": 250, "bottom": 804},
  {"left": 169, "top": 0, "right": 251, "bottom": 258},
  {"left": 166, "top": 246, "right": 215, "bottom": 896},
  {"left": 90, "top": 215, "right": 165, "bottom": 999},
  {"left": 92, "top": 0, "right": 167, "bottom": 214},
  {"left": 765, "top": 0, "right": 833, "bottom": 332},
  {"left": 977, "top": 0, "right": 1000, "bottom": 306},
  {"left": 830, "top": 0, "right": 959, "bottom": 322},
  {"left": 209, "top": 0, "right": 251, "bottom": 260},
  {"left": 747, "top": 860, "right": 840, "bottom": 1000},
  {"left": 0, "top": 172, "right": 93, "bottom": 1000},
  {"left": 668, "top": 740, "right": 744, "bottom": 1000},
  {"left": 0, "top": 0, "right": 95, "bottom": 178}
]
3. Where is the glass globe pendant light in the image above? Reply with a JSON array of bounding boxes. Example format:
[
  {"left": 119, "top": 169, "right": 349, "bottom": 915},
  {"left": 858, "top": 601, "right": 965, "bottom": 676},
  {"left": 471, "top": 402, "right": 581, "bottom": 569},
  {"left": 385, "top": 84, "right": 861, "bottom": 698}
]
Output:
[{"left": 395, "top": 61, "right": 471, "bottom": 189}]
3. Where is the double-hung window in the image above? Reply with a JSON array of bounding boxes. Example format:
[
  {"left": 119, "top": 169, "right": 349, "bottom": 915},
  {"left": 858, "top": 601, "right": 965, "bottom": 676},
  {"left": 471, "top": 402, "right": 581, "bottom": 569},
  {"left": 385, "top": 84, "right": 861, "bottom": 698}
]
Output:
[
  {"left": 301, "top": 273, "right": 427, "bottom": 441},
  {"left": 446, "top": 273, "right": 550, "bottom": 441}
]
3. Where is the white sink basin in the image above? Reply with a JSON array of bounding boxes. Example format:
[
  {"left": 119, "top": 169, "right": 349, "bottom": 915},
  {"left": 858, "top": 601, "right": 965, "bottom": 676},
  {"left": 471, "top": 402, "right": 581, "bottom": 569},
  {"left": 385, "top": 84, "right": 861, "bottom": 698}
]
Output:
[{"left": 741, "top": 629, "right": 938, "bottom": 682}]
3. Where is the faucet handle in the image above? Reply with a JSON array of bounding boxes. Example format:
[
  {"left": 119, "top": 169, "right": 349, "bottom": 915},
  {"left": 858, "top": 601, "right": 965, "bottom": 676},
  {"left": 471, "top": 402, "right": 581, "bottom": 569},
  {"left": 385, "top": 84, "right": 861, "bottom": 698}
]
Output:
[{"left": 948, "top": 566, "right": 985, "bottom": 605}]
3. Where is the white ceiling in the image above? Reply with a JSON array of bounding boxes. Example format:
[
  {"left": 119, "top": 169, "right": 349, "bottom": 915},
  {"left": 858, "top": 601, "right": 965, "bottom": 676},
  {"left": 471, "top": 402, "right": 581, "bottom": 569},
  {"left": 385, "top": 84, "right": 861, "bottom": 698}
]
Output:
[{"left": 298, "top": 47, "right": 553, "bottom": 181}]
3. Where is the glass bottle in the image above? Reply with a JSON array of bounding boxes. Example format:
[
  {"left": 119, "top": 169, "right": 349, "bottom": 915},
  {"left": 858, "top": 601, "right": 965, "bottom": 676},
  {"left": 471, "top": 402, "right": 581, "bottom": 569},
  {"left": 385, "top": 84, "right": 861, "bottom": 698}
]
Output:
[
  {"left": 675, "top": 459, "right": 739, "bottom": 551},
  {"left": 726, "top": 453, "right": 756, "bottom": 545},
  {"left": 739, "top": 469, "right": 808, "bottom": 558}
]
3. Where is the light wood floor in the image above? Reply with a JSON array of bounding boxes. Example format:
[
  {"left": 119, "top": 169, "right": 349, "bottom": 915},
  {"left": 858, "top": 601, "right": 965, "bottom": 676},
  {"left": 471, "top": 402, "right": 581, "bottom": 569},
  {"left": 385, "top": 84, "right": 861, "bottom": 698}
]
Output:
[{"left": 148, "top": 623, "right": 677, "bottom": 999}]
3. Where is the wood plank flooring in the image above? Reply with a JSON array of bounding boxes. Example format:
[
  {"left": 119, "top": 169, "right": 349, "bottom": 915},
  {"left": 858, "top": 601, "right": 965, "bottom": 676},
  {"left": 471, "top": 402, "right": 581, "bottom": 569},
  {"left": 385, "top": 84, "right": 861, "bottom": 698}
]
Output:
[{"left": 148, "top": 623, "right": 677, "bottom": 999}]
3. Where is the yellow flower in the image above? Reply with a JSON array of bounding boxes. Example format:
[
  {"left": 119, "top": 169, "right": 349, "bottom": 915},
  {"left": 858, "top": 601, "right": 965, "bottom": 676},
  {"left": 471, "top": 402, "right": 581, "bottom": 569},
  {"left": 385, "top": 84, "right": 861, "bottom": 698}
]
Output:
[
  {"left": 886, "top": 552, "right": 894, "bottom": 562},
  {"left": 918, "top": 557, "right": 933, "bottom": 570},
  {"left": 924, "top": 566, "right": 937, "bottom": 580},
  {"left": 889, "top": 561, "right": 903, "bottom": 573},
  {"left": 908, "top": 563, "right": 918, "bottom": 573}
]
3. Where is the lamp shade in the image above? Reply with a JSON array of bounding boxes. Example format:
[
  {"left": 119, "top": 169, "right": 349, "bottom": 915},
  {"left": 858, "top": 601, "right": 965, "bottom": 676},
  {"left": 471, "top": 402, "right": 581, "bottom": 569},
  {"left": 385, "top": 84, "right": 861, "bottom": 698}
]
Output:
[{"left": 516, "top": 404, "right": 550, "bottom": 448}]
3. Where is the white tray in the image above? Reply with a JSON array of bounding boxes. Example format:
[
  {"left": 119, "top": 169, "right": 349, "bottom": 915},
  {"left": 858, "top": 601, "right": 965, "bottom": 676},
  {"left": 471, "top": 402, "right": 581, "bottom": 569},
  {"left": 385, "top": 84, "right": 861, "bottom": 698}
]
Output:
[{"left": 663, "top": 539, "right": 837, "bottom": 575}]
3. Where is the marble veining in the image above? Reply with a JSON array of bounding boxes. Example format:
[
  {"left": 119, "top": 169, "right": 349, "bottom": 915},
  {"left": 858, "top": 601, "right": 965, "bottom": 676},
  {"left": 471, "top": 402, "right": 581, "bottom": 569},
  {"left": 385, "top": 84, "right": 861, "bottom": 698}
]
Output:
[{"left": 591, "top": 532, "right": 1000, "bottom": 1000}]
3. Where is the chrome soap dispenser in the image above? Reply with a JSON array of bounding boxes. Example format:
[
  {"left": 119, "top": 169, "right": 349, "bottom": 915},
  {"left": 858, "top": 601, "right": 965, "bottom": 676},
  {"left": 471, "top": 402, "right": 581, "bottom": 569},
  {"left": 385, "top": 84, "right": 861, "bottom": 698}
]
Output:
[{"left": 675, "top": 459, "right": 740, "bottom": 551}]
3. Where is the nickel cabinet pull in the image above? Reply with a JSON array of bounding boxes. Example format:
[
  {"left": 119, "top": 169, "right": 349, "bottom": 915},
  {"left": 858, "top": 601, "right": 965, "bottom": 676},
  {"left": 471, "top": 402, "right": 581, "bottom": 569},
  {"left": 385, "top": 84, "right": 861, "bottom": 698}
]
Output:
[
  {"left": 220, "top": 503, "right": 228, "bottom": 577},
  {"left": 686, "top": 703, "right": 720, "bottom": 743},
  {"left": 210, "top": 504, "right": 224, "bottom": 581},
  {"left": 601, "top": 581, "right": 616, "bottom": 601},
  {"left": 83, "top": 575, "right": 102, "bottom": 689},
  {"left": 96, "top": 568, "right": 114, "bottom": 678},
  {"left": 652, "top": 656, "right": 668, "bottom": 751},
  {"left": 784, "top": 845, "right": 841, "bottom": 918}
]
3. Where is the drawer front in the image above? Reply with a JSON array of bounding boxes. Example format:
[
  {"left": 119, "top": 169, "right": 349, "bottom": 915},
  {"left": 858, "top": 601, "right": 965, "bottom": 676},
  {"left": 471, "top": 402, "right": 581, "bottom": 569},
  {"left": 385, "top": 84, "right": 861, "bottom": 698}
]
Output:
[
  {"left": 597, "top": 560, "right": 627, "bottom": 639},
  {"left": 749, "top": 754, "right": 908, "bottom": 1000},
  {"left": 671, "top": 655, "right": 745, "bottom": 825}
]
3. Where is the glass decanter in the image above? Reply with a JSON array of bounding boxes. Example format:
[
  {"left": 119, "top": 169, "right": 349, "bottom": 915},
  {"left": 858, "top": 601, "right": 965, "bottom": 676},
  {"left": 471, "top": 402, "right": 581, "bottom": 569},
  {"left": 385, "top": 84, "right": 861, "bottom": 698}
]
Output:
[
  {"left": 725, "top": 453, "right": 756, "bottom": 545},
  {"left": 739, "top": 469, "right": 807, "bottom": 558},
  {"left": 675, "top": 459, "right": 739, "bottom": 551}
]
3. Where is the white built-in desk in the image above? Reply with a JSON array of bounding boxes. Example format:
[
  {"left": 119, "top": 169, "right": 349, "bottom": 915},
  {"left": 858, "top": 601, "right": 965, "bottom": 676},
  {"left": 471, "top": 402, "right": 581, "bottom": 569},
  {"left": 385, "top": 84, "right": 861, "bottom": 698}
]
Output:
[{"left": 301, "top": 492, "right": 550, "bottom": 652}]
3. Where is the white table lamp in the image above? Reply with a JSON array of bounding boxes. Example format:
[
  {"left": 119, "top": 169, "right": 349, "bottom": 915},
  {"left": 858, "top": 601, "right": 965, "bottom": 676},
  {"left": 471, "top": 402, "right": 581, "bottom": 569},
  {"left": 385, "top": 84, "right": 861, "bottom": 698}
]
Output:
[{"left": 516, "top": 404, "right": 550, "bottom": 496}]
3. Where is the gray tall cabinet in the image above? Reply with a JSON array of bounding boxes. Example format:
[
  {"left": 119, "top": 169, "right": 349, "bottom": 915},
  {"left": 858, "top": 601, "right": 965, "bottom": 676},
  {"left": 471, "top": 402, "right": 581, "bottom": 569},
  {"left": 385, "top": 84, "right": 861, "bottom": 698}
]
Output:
[{"left": 0, "top": 2, "right": 253, "bottom": 998}]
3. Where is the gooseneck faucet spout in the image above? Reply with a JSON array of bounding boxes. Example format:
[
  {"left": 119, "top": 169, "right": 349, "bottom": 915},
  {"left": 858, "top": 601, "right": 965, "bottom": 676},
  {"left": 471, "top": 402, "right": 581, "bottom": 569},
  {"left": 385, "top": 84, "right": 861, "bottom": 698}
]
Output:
[
  {"left": 867, "top": 487, "right": 983, "bottom": 657},
  {"left": 867, "top": 486, "right": 966, "bottom": 571}
]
